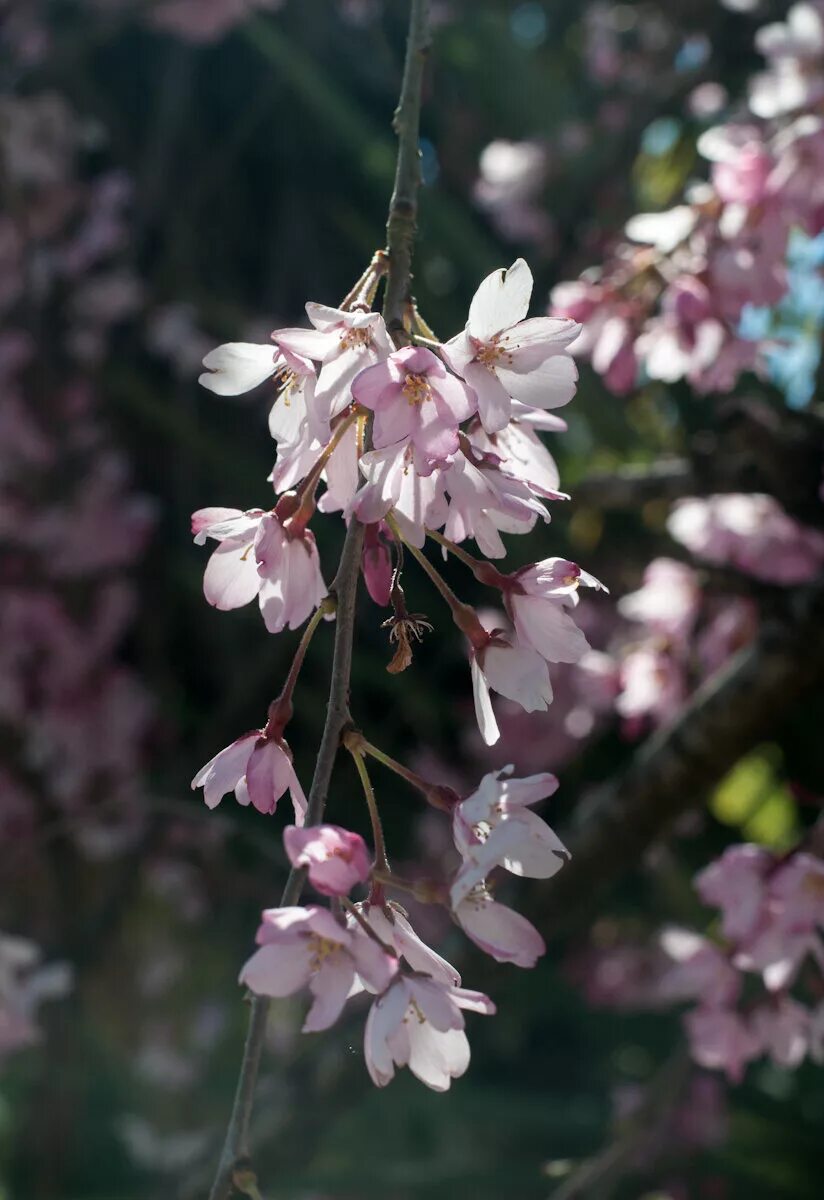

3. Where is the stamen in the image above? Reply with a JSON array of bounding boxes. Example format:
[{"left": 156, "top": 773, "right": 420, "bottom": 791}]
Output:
[{"left": 402, "top": 372, "right": 432, "bottom": 405}]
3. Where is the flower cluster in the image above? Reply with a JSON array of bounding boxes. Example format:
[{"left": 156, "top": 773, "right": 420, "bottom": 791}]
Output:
[
  {"left": 191, "top": 256, "right": 598, "bottom": 1088},
  {"left": 582, "top": 493, "right": 823, "bottom": 737},
  {"left": 194, "top": 258, "right": 599, "bottom": 748},
  {"left": 551, "top": 2, "right": 824, "bottom": 399},
  {"left": 226, "top": 760, "right": 568, "bottom": 1092},
  {"left": 659, "top": 845, "right": 824, "bottom": 1081}
]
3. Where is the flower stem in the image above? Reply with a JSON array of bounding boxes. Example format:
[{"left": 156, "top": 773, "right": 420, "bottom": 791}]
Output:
[
  {"left": 426, "top": 527, "right": 512, "bottom": 589},
  {"left": 357, "top": 736, "right": 459, "bottom": 812},
  {"left": 386, "top": 514, "right": 487, "bottom": 648},
  {"left": 206, "top": 4, "right": 431, "bottom": 1197},
  {"left": 345, "top": 738, "right": 389, "bottom": 872},
  {"left": 265, "top": 599, "right": 335, "bottom": 737}
]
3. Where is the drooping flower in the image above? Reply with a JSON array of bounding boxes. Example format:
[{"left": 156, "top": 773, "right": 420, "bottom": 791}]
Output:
[
  {"left": 191, "top": 507, "right": 266, "bottom": 611},
  {"left": 451, "top": 766, "right": 568, "bottom": 906},
  {"left": 240, "top": 906, "right": 397, "bottom": 1033},
  {"left": 359, "top": 903, "right": 461, "bottom": 987},
  {"left": 505, "top": 557, "right": 603, "bottom": 665},
  {"left": 363, "top": 975, "right": 494, "bottom": 1091},
  {"left": 283, "top": 824, "right": 371, "bottom": 897},
  {"left": 191, "top": 729, "right": 307, "bottom": 823},
  {"left": 442, "top": 258, "right": 579, "bottom": 433},
  {"left": 452, "top": 886, "right": 546, "bottom": 968},
  {"left": 470, "top": 637, "right": 553, "bottom": 747},
  {"left": 352, "top": 345, "right": 476, "bottom": 473},
  {"left": 254, "top": 512, "right": 326, "bottom": 635}
]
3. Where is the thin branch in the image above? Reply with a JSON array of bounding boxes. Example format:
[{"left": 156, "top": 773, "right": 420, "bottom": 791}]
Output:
[
  {"left": 381, "top": 0, "right": 431, "bottom": 333},
  {"left": 543, "top": 577, "right": 824, "bottom": 937},
  {"left": 206, "top": 3, "right": 432, "bottom": 1196}
]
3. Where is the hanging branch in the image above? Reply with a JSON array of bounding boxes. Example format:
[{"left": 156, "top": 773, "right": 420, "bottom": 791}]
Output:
[{"left": 205, "top": 4, "right": 431, "bottom": 1198}]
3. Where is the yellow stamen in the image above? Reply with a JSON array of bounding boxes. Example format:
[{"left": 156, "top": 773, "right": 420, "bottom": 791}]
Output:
[{"left": 402, "top": 372, "right": 432, "bottom": 406}]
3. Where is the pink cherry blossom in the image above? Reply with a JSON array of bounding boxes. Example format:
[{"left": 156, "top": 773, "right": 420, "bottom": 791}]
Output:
[
  {"left": 440, "top": 441, "right": 552, "bottom": 559},
  {"left": 616, "top": 644, "right": 687, "bottom": 731},
  {"left": 658, "top": 928, "right": 740, "bottom": 1007},
  {"left": 274, "top": 304, "right": 393, "bottom": 431},
  {"left": 694, "top": 844, "right": 772, "bottom": 943},
  {"left": 360, "top": 903, "right": 461, "bottom": 986},
  {"left": 451, "top": 766, "right": 567, "bottom": 906},
  {"left": 685, "top": 1006, "right": 762, "bottom": 1083},
  {"left": 752, "top": 996, "right": 810, "bottom": 1068},
  {"left": 364, "top": 975, "right": 494, "bottom": 1091},
  {"left": 351, "top": 441, "right": 447, "bottom": 548},
  {"left": 452, "top": 886, "right": 546, "bottom": 968},
  {"left": 470, "top": 638, "right": 553, "bottom": 746},
  {"left": 283, "top": 824, "right": 371, "bottom": 897},
  {"left": 442, "top": 258, "right": 579, "bottom": 433},
  {"left": 254, "top": 513, "right": 326, "bottom": 635},
  {"left": 240, "top": 905, "right": 397, "bottom": 1033},
  {"left": 668, "top": 494, "right": 824, "bottom": 584},
  {"left": 506, "top": 557, "right": 603, "bottom": 665},
  {"left": 352, "top": 345, "right": 476, "bottom": 473},
  {"left": 617, "top": 558, "right": 700, "bottom": 644},
  {"left": 470, "top": 406, "right": 564, "bottom": 499},
  {"left": 191, "top": 730, "right": 307, "bottom": 823}
]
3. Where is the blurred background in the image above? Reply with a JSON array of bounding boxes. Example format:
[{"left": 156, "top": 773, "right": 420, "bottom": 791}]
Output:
[{"left": 2, "top": 1, "right": 824, "bottom": 1197}]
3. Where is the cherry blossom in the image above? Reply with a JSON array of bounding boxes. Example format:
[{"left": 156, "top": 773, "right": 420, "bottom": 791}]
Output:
[
  {"left": 685, "top": 1006, "right": 762, "bottom": 1083},
  {"left": 274, "top": 304, "right": 393, "bottom": 433},
  {"left": 505, "top": 557, "right": 603, "bottom": 665},
  {"left": 442, "top": 258, "right": 579, "bottom": 433},
  {"left": 283, "top": 824, "right": 371, "bottom": 897},
  {"left": 452, "top": 886, "right": 546, "bottom": 968},
  {"left": 694, "top": 844, "right": 771, "bottom": 943},
  {"left": 352, "top": 345, "right": 476, "bottom": 473},
  {"left": 752, "top": 996, "right": 810, "bottom": 1069},
  {"left": 240, "top": 906, "right": 397, "bottom": 1033},
  {"left": 470, "top": 637, "right": 553, "bottom": 746},
  {"left": 254, "top": 513, "right": 326, "bottom": 635},
  {"left": 190, "top": 729, "right": 307, "bottom": 823},
  {"left": 617, "top": 559, "right": 700, "bottom": 644},
  {"left": 667, "top": 494, "right": 824, "bottom": 584},
  {"left": 191, "top": 507, "right": 265, "bottom": 610},
  {"left": 364, "top": 975, "right": 494, "bottom": 1091},
  {"left": 451, "top": 766, "right": 567, "bottom": 906}
]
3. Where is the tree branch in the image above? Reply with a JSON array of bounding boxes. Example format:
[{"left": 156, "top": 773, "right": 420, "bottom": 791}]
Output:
[
  {"left": 543, "top": 577, "right": 824, "bottom": 936},
  {"left": 382, "top": 0, "right": 431, "bottom": 333},
  {"left": 205, "top": 4, "right": 431, "bottom": 1197}
]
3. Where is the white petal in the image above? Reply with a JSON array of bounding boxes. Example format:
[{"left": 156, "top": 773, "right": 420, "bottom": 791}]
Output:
[
  {"left": 203, "top": 541, "right": 260, "bottom": 610},
  {"left": 467, "top": 258, "right": 533, "bottom": 340},
  {"left": 198, "top": 343, "right": 277, "bottom": 396},
  {"left": 471, "top": 655, "right": 500, "bottom": 746}
]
